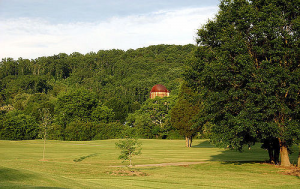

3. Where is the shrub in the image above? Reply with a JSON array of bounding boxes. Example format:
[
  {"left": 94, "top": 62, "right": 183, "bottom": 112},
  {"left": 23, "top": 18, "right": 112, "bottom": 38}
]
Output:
[
  {"left": 64, "top": 120, "right": 94, "bottom": 141},
  {"left": 93, "top": 122, "right": 125, "bottom": 140}
]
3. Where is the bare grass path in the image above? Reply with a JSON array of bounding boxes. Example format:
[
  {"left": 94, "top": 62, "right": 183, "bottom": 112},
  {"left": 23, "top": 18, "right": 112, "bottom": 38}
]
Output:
[{"left": 110, "top": 161, "right": 207, "bottom": 167}]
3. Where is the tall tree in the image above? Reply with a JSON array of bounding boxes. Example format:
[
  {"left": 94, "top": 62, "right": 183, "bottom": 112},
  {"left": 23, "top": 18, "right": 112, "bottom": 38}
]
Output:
[
  {"left": 185, "top": 0, "right": 300, "bottom": 166},
  {"left": 171, "top": 82, "right": 201, "bottom": 147}
]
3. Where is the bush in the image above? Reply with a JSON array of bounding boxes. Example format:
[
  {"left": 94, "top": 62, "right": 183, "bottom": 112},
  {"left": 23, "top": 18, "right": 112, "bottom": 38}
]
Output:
[
  {"left": 64, "top": 120, "right": 95, "bottom": 141},
  {"left": 93, "top": 122, "right": 125, "bottom": 140},
  {"left": 47, "top": 121, "right": 126, "bottom": 141}
]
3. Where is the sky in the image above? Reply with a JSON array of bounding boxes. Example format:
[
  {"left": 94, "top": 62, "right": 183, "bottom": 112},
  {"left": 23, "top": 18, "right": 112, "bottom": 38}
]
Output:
[{"left": 0, "top": 0, "right": 220, "bottom": 60}]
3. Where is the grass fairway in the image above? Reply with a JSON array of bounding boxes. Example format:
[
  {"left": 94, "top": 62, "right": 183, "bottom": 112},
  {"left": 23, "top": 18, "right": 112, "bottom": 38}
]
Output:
[{"left": 0, "top": 139, "right": 299, "bottom": 188}]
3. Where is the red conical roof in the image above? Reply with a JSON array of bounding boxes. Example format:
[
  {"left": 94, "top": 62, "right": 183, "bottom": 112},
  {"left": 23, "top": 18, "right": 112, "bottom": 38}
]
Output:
[{"left": 150, "top": 84, "right": 169, "bottom": 93}]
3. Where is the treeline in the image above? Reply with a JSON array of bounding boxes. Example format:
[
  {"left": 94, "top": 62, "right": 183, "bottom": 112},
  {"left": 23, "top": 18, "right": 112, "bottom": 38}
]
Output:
[{"left": 0, "top": 44, "right": 196, "bottom": 140}]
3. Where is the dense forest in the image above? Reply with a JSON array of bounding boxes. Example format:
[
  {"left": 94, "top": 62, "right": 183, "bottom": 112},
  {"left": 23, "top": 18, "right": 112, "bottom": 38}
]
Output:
[{"left": 0, "top": 44, "right": 197, "bottom": 141}]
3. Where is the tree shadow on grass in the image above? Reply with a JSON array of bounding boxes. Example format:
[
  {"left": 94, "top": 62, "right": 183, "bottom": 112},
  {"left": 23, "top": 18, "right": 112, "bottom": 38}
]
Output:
[
  {"left": 0, "top": 166, "right": 32, "bottom": 182},
  {"left": 73, "top": 153, "right": 98, "bottom": 162},
  {"left": 192, "top": 140, "right": 268, "bottom": 164},
  {"left": 193, "top": 140, "right": 299, "bottom": 166},
  {"left": 0, "top": 166, "right": 66, "bottom": 189},
  {"left": 192, "top": 140, "right": 216, "bottom": 148}
]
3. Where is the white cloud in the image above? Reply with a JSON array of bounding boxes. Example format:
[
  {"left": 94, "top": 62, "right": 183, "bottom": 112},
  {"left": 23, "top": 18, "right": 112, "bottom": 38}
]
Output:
[{"left": 0, "top": 7, "right": 217, "bottom": 60}]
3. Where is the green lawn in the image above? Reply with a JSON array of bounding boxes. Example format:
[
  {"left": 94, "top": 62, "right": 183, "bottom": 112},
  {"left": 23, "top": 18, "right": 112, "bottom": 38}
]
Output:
[{"left": 0, "top": 139, "right": 299, "bottom": 188}]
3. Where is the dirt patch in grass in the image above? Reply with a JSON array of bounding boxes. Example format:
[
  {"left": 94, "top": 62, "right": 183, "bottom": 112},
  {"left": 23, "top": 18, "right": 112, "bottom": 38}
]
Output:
[
  {"left": 262, "top": 163, "right": 300, "bottom": 177},
  {"left": 135, "top": 162, "right": 207, "bottom": 167},
  {"left": 110, "top": 161, "right": 207, "bottom": 168},
  {"left": 107, "top": 170, "right": 148, "bottom": 177},
  {"left": 280, "top": 166, "right": 300, "bottom": 177}
]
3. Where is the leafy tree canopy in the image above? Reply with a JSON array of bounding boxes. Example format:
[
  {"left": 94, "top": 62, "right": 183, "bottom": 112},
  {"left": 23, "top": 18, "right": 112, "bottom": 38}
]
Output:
[
  {"left": 185, "top": 0, "right": 300, "bottom": 166},
  {"left": 126, "top": 96, "right": 177, "bottom": 139}
]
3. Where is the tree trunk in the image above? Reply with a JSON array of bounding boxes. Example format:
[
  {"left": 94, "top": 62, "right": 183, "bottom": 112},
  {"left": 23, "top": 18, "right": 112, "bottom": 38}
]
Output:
[
  {"left": 298, "top": 146, "right": 300, "bottom": 167},
  {"left": 129, "top": 153, "right": 132, "bottom": 167},
  {"left": 265, "top": 138, "right": 279, "bottom": 164},
  {"left": 267, "top": 146, "right": 274, "bottom": 164},
  {"left": 274, "top": 139, "right": 280, "bottom": 165},
  {"left": 274, "top": 143, "right": 280, "bottom": 165},
  {"left": 279, "top": 139, "right": 291, "bottom": 166},
  {"left": 185, "top": 136, "right": 192, "bottom": 148},
  {"left": 42, "top": 131, "right": 46, "bottom": 160},
  {"left": 185, "top": 137, "right": 189, "bottom": 147}
]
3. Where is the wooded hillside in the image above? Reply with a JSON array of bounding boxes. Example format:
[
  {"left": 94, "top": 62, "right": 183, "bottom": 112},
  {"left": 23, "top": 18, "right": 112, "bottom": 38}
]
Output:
[{"left": 0, "top": 44, "right": 196, "bottom": 140}]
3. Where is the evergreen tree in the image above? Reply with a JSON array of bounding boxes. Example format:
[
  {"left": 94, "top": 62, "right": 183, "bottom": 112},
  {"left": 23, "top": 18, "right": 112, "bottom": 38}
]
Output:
[{"left": 171, "top": 82, "right": 201, "bottom": 147}]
